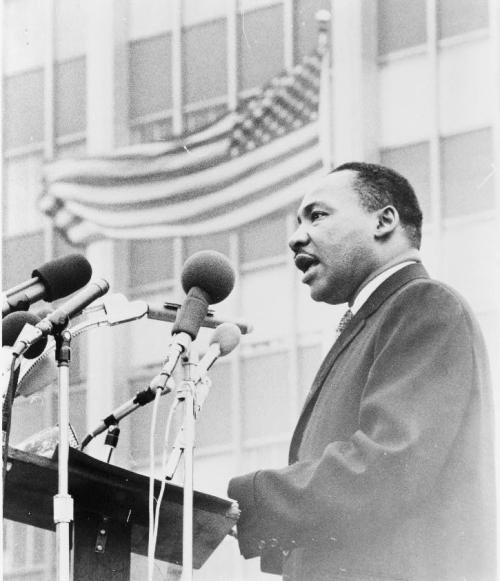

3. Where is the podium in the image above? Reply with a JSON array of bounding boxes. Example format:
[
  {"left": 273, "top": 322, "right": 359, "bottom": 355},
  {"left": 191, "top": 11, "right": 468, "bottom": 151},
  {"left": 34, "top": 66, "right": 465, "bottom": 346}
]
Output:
[{"left": 3, "top": 447, "right": 238, "bottom": 580}]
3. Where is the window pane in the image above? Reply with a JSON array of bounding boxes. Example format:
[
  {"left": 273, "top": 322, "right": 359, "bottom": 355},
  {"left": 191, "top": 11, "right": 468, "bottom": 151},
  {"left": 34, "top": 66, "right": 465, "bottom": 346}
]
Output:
[
  {"left": 378, "top": 0, "right": 427, "bottom": 55},
  {"left": 238, "top": 5, "right": 284, "bottom": 92},
  {"left": 441, "top": 128, "right": 494, "bottom": 218},
  {"left": 128, "top": 238, "right": 175, "bottom": 287},
  {"left": 4, "top": 153, "right": 44, "bottom": 236},
  {"left": 196, "top": 361, "right": 233, "bottom": 448},
  {"left": 55, "top": 57, "right": 86, "bottom": 137},
  {"left": 126, "top": 378, "right": 180, "bottom": 461},
  {"left": 294, "top": 0, "right": 331, "bottom": 61},
  {"left": 129, "top": 34, "right": 172, "bottom": 120},
  {"left": 298, "top": 344, "right": 322, "bottom": 398},
  {"left": 2, "top": 232, "right": 45, "bottom": 290},
  {"left": 240, "top": 265, "right": 292, "bottom": 341},
  {"left": 380, "top": 142, "right": 431, "bottom": 219},
  {"left": 241, "top": 352, "right": 291, "bottom": 440},
  {"left": 130, "top": 117, "right": 173, "bottom": 144},
  {"left": 184, "top": 103, "right": 228, "bottom": 134},
  {"left": 184, "top": 231, "right": 230, "bottom": 258},
  {"left": 4, "top": 69, "right": 44, "bottom": 149},
  {"left": 438, "top": 0, "right": 489, "bottom": 39},
  {"left": 240, "top": 213, "right": 287, "bottom": 263},
  {"left": 184, "top": 19, "right": 227, "bottom": 105}
]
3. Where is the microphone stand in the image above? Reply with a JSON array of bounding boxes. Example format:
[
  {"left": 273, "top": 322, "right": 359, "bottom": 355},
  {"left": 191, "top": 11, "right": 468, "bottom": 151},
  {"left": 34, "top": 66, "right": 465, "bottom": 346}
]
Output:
[
  {"left": 103, "top": 424, "right": 120, "bottom": 463},
  {"left": 54, "top": 327, "right": 74, "bottom": 581},
  {"left": 178, "top": 350, "right": 198, "bottom": 581}
]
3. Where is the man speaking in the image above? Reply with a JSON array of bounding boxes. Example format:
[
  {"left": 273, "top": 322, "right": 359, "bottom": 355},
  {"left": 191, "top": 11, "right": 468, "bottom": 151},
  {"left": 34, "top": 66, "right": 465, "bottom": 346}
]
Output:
[{"left": 228, "top": 162, "right": 496, "bottom": 581}]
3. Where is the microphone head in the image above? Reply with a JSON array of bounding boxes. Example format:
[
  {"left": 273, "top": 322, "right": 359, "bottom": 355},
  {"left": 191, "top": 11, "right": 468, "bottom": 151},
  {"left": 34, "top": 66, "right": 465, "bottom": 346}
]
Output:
[
  {"left": 181, "top": 251, "right": 235, "bottom": 305},
  {"left": 32, "top": 253, "right": 92, "bottom": 302},
  {"left": 2, "top": 311, "right": 48, "bottom": 359},
  {"left": 210, "top": 322, "right": 241, "bottom": 356}
]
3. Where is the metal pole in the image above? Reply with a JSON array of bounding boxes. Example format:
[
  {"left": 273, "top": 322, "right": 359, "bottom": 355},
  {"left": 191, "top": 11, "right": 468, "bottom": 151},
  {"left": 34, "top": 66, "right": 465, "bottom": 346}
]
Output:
[
  {"left": 180, "top": 355, "right": 197, "bottom": 581},
  {"left": 54, "top": 329, "right": 74, "bottom": 581}
]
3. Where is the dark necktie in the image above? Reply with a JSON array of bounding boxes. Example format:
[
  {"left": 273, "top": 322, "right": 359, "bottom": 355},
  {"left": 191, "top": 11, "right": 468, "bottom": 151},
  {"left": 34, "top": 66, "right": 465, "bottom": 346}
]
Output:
[{"left": 335, "top": 308, "right": 354, "bottom": 338}]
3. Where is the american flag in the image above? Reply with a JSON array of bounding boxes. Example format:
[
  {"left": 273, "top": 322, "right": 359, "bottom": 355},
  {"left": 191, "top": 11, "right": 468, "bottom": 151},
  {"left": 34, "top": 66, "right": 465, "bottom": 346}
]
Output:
[{"left": 39, "top": 48, "right": 330, "bottom": 246}]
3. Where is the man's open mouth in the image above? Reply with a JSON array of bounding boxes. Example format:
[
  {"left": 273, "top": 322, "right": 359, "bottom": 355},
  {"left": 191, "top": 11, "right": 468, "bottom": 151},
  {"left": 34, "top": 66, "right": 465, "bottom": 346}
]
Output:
[{"left": 294, "top": 253, "right": 319, "bottom": 274}]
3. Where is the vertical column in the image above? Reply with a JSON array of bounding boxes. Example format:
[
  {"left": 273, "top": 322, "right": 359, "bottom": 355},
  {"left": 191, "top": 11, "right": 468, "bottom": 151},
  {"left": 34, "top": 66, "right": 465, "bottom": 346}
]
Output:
[
  {"left": 426, "top": 0, "right": 443, "bottom": 273},
  {"left": 490, "top": 0, "right": 500, "bottom": 219},
  {"left": 226, "top": 0, "right": 239, "bottom": 111},
  {"left": 283, "top": 0, "right": 294, "bottom": 70},
  {"left": 172, "top": 0, "right": 183, "bottom": 135},
  {"left": 488, "top": 0, "right": 500, "bottom": 523},
  {"left": 42, "top": 0, "right": 55, "bottom": 262},
  {"left": 331, "top": 0, "right": 378, "bottom": 164},
  {"left": 84, "top": 0, "right": 130, "bottom": 458}
]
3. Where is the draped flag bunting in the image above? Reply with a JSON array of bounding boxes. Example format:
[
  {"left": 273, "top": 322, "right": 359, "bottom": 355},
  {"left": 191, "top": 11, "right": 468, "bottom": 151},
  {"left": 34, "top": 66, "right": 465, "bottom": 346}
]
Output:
[{"left": 39, "top": 45, "right": 330, "bottom": 246}]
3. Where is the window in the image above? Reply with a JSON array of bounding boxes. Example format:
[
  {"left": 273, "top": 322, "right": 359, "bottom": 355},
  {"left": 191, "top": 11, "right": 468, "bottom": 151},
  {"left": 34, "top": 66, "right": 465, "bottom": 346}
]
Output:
[
  {"left": 55, "top": 57, "right": 86, "bottom": 138},
  {"left": 440, "top": 128, "right": 494, "bottom": 218},
  {"left": 195, "top": 361, "right": 233, "bottom": 448},
  {"left": 297, "top": 344, "right": 322, "bottom": 397},
  {"left": 294, "top": 0, "right": 331, "bottom": 61},
  {"left": 128, "top": 238, "right": 176, "bottom": 288},
  {"left": 438, "top": 0, "right": 489, "bottom": 39},
  {"left": 2, "top": 232, "right": 45, "bottom": 290},
  {"left": 240, "top": 213, "right": 287, "bottom": 264},
  {"left": 184, "top": 19, "right": 227, "bottom": 105},
  {"left": 4, "top": 68, "right": 44, "bottom": 150},
  {"left": 184, "top": 231, "right": 230, "bottom": 258},
  {"left": 241, "top": 351, "right": 292, "bottom": 441},
  {"left": 184, "top": 103, "right": 228, "bottom": 134},
  {"left": 126, "top": 375, "right": 181, "bottom": 462},
  {"left": 380, "top": 142, "right": 432, "bottom": 219},
  {"left": 378, "top": 0, "right": 427, "bottom": 55},
  {"left": 4, "top": 154, "right": 45, "bottom": 236},
  {"left": 129, "top": 34, "right": 172, "bottom": 121},
  {"left": 238, "top": 5, "right": 284, "bottom": 92}
]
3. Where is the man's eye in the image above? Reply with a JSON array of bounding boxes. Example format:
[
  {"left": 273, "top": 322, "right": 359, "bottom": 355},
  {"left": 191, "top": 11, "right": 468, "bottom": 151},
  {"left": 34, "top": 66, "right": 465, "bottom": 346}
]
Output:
[{"left": 311, "top": 211, "right": 326, "bottom": 222}]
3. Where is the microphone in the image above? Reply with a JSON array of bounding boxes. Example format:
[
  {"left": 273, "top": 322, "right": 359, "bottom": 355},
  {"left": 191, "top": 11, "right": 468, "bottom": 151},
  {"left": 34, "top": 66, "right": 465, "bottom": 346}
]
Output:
[
  {"left": 12, "top": 279, "right": 110, "bottom": 357},
  {"left": 2, "top": 312, "right": 50, "bottom": 401},
  {"left": 79, "top": 378, "right": 174, "bottom": 450},
  {"left": 195, "top": 322, "right": 241, "bottom": 381},
  {"left": 151, "top": 251, "right": 235, "bottom": 388},
  {"left": 2, "top": 254, "right": 92, "bottom": 316},
  {"left": 163, "top": 323, "right": 241, "bottom": 480},
  {"left": 77, "top": 292, "right": 253, "bottom": 335},
  {"left": 193, "top": 323, "right": 241, "bottom": 413},
  {"left": 2, "top": 311, "right": 49, "bottom": 360}
]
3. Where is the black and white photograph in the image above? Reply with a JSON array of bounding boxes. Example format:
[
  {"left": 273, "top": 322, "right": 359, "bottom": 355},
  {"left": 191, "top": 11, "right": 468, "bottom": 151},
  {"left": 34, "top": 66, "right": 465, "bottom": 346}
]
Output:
[{"left": 1, "top": 1, "right": 499, "bottom": 580}]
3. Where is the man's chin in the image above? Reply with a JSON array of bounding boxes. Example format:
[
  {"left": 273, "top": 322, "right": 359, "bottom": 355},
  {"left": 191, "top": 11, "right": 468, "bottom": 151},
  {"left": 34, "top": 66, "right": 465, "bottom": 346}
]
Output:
[{"left": 308, "top": 282, "right": 343, "bottom": 305}]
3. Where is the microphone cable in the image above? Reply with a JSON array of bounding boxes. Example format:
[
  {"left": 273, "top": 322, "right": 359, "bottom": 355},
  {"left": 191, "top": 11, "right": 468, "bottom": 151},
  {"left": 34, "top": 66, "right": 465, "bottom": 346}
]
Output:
[
  {"left": 147, "top": 387, "right": 178, "bottom": 581},
  {"left": 2, "top": 354, "right": 21, "bottom": 483}
]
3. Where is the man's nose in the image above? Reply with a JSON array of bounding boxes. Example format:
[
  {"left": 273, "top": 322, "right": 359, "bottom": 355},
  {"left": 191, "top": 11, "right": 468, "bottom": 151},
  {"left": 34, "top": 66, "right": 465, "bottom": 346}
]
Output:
[{"left": 288, "top": 223, "right": 309, "bottom": 253}]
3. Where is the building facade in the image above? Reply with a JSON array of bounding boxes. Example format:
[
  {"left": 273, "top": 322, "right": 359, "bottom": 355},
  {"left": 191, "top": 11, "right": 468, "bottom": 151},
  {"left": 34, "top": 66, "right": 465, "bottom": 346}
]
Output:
[{"left": 2, "top": 0, "right": 499, "bottom": 579}]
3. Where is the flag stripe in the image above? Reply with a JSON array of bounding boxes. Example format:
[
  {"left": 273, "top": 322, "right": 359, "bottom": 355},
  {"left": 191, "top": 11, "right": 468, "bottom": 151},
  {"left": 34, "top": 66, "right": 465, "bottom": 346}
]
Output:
[
  {"left": 61, "top": 143, "right": 321, "bottom": 228},
  {"left": 40, "top": 47, "right": 328, "bottom": 245},
  {"left": 48, "top": 122, "right": 319, "bottom": 205}
]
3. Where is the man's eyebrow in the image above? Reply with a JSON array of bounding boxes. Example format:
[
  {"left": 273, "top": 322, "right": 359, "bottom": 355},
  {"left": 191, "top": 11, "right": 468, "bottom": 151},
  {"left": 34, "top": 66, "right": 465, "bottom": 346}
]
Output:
[{"left": 297, "top": 202, "right": 316, "bottom": 222}]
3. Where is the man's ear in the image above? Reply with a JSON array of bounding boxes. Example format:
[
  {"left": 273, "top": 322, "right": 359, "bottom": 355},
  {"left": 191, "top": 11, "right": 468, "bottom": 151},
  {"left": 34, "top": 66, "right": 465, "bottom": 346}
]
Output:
[{"left": 374, "top": 205, "right": 399, "bottom": 239}]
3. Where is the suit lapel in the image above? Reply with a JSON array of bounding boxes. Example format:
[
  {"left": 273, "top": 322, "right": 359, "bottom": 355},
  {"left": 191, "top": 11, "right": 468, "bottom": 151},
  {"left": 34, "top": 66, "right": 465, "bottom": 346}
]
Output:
[{"left": 289, "top": 263, "right": 429, "bottom": 464}]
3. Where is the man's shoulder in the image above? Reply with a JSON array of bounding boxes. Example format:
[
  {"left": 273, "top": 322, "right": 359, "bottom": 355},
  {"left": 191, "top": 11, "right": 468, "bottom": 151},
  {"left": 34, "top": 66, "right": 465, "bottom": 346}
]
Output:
[{"left": 383, "top": 271, "right": 481, "bottom": 335}]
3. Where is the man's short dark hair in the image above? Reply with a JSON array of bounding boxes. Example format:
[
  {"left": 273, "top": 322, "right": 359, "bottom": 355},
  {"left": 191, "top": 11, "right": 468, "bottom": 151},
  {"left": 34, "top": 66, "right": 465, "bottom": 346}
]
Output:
[{"left": 332, "top": 162, "right": 423, "bottom": 249}]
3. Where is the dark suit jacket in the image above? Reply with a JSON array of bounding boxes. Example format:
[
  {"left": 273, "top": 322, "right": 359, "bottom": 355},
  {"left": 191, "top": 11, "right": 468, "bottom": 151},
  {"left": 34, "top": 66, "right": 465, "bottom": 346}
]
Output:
[{"left": 228, "top": 264, "right": 496, "bottom": 581}]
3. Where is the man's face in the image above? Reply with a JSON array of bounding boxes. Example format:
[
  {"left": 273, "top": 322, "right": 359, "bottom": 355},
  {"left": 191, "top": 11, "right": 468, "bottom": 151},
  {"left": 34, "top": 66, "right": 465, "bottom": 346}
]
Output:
[{"left": 289, "top": 170, "right": 380, "bottom": 304}]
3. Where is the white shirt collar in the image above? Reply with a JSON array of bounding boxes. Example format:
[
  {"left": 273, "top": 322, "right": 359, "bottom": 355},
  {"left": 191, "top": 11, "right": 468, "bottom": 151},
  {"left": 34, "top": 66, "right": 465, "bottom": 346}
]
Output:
[{"left": 350, "top": 261, "right": 417, "bottom": 315}]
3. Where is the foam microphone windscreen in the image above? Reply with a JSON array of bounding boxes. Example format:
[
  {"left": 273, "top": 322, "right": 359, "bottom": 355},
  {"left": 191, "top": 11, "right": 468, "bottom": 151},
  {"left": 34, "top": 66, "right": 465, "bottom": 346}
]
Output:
[
  {"left": 32, "top": 253, "right": 92, "bottom": 302},
  {"left": 210, "top": 323, "right": 241, "bottom": 356},
  {"left": 181, "top": 250, "right": 235, "bottom": 304},
  {"left": 2, "top": 311, "right": 48, "bottom": 359}
]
